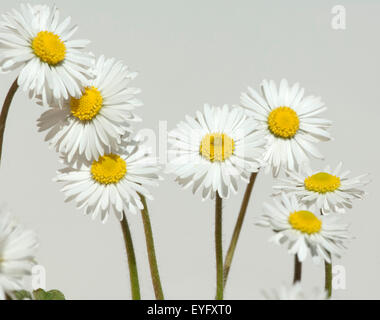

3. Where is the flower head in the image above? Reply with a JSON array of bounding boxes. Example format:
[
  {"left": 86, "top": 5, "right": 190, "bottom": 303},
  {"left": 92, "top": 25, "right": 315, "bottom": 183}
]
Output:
[
  {"left": 37, "top": 55, "right": 142, "bottom": 162},
  {"left": 256, "top": 194, "right": 350, "bottom": 263},
  {"left": 167, "top": 104, "right": 265, "bottom": 200},
  {"left": 274, "top": 162, "right": 369, "bottom": 214},
  {"left": 55, "top": 138, "right": 160, "bottom": 223},
  {"left": 0, "top": 209, "right": 38, "bottom": 300},
  {"left": 240, "top": 79, "right": 331, "bottom": 176},
  {"left": 0, "top": 4, "right": 94, "bottom": 103}
]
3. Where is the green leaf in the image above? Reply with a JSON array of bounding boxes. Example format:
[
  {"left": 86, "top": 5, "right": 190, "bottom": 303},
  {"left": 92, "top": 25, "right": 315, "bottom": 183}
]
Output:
[
  {"left": 12, "top": 290, "right": 32, "bottom": 300},
  {"left": 33, "top": 289, "right": 65, "bottom": 300}
]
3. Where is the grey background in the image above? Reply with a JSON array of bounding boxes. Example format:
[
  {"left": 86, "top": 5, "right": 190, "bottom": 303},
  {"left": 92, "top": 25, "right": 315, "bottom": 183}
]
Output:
[{"left": 0, "top": 0, "right": 378, "bottom": 299}]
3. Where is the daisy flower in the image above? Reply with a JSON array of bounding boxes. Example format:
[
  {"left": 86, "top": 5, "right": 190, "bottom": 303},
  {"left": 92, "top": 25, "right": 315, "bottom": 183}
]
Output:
[
  {"left": 55, "top": 138, "right": 160, "bottom": 223},
  {"left": 0, "top": 4, "right": 94, "bottom": 103},
  {"left": 167, "top": 104, "right": 265, "bottom": 200},
  {"left": 0, "top": 209, "right": 38, "bottom": 300},
  {"left": 263, "top": 283, "right": 328, "bottom": 300},
  {"left": 255, "top": 194, "right": 350, "bottom": 263},
  {"left": 274, "top": 162, "right": 370, "bottom": 214},
  {"left": 37, "top": 55, "right": 142, "bottom": 162},
  {"left": 240, "top": 79, "right": 331, "bottom": 176}
]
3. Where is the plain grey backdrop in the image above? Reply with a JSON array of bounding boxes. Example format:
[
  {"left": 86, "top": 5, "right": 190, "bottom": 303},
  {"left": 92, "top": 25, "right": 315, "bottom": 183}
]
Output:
[{"left": 0, "top": 0, "right": 378, "bottom": 299}]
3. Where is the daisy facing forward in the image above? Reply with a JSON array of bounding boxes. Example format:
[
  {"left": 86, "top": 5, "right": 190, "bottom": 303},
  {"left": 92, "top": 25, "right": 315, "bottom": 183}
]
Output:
[
  {"left": 167, "top": 104, "right": 265, "bottom": 299},
  {"left": 274, "top": 162, "right": 369, "bottom": 214},
  {"left": 240, "top": 79, "right": 331, "bottom": 176},
  {"left": 56, "top": 138, "right": 164, "bottom": 299},
  {"left": 38, "top": 55, "right": 142, "bottom": 162},
  {"left": 167, "top": 104, "right": 265, "bottom": 200},
  {"left": 0, "top": 4, "right": 93, "bottom": 103},
  {"left": 256, "top": 194, "right": 349, "bottom": 263},
  {"left": 0, "top": 209, "right": 38, "bottom": 300},
  {"left": 55, "top": 138, "right": 160, "bottom": 223}
]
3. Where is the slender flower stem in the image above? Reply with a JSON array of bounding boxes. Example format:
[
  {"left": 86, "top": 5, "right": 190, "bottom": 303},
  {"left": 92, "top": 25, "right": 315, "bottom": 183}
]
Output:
[
  {"left": 293, "top": 255, "right": 302, "bottom": 283},
  {"left": 223, "top": 172, "right": 258, "bottom": 288},
  {"left": 325, "top": 260, "right": 332, "bottom": 298},
  {"left": 139, "top": 194, "right": 164, "bottom": 300},
  {"left": 215, "top": 192, "right": 223, "bottom": 300},
  {"left": 320, "top": 210, "right": 333, "bottom": 298},
  {"left": 0, "top": 78, "right": 19, "bottom": 165},
  {"left": 120, "top": 211, "right": 141, "bottom": 300}
]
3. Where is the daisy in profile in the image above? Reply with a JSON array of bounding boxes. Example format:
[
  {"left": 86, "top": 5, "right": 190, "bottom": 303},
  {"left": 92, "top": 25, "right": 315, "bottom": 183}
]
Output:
[
  {"left": 55, "top": 138, "right": 160, "bottom": 223},
  {"left": 256, "top": 194, "right": 349, "bottom": 263},
  {"left": 37, "top": 55, "right": 142, "bottom": 162},
  {"left": 167, "top": 104, "right": 265, "bottom": 200},
  {"left": 0, "top": 209, "right": 38, "bottom": 300},
  {"left": 0, "top": 4, "right": 93, "bottom": 103},
  {"left": 240, "top": 79, "right": 331, "bottom": 176},
  {"left": 274, "top": 162, "right": 369, "bottom": 214},
  {"left": 263, "top": 283, "right": 328, "bottom": 300}
]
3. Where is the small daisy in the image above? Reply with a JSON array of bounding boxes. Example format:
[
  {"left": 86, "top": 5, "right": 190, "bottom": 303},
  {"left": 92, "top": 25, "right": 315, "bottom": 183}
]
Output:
[
  {"left": 167, "top": 104, "right": 265, "bottom": 200},
  {"left": 0, "top": 209, "right": 38, "bottom": 300},
  {"left": 37, "top": 55, "right": 142, "bottom": 162},
  {"left": 263, "top": 283, "right": 328, "bottom": 300},
  {"left": 255, "top": 194, "right": 349, "bottom": 263},
  {"left": 240, "top": 79, "right": 331, "bottom": 176},
  {"left": 55, "top": 138, "right": 160, "bottom": 223},
  {"left": 0, "top": 4, "right": 94, "bottom": 103},
  {"left": 274, "top": 162, "right": 369, "bottom": 214}
]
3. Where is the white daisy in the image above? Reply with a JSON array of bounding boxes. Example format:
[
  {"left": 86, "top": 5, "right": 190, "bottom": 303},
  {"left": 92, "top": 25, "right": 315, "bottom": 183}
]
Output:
[
  {"left": 263, "top": 283, "right": 328, "bottom": 300},
  {"left": 0, "top": 209, "right": 38, "bottom": 300},
  {"left": 37, "top": 55, "right": 142, "bottom": 162},
  {"left": 255, "top": 194, "right": 349, "bottom": 263},
  {"left": 240, "top": 79, "right": 331, "bottom": 176},
  {"left": 0, "top": 4, "right": 94, "bottom": 103},
  {"left": 55, "top": 139, "right": 160, "bottom": 223},
  {"left": 274, "top": 162, "right": 370, "bottom": 214},
  {"left": 167, "top": 104, "right": 265, "bottom": 200}
]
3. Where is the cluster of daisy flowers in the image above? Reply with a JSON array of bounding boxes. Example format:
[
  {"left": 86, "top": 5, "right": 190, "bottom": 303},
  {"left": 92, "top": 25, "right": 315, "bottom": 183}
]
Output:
[
  {"left": 168, "top": 79, "right": 369, "bottom": 299},
  {"left": 0, "top": 3, "right": 370, "bottom": 301},
  {"left": 245, "top": 80, "right": 369, "bottom": 298},
  {"left": 0, "top": 3, "right": 161, "bottom": 299}
]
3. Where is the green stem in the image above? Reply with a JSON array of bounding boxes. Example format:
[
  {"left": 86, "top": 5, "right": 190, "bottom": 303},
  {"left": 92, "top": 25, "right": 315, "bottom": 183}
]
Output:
[
  {"left": 325, "top": 260, "right": 332, "bottom": 298},
  {"left": 120, "top": 211, "right": 141, "bottom": 300},
  {"left": 223, "top": 172, "right": 258, "bottom": 288},
  {"left": 139, "top": 194, "right": 164, "bottom": 300},
  {"left": 293, "top": 255, "right": 302, "bottom": 284},
  {"left": 0, "top": 78, "right": 19, "bottom": 164},
  {"left": 321, "top": 210, "right": 333, "bottom": 298},
  {"left": 215, "top": 192, "right": 223, "bottom": 300}
]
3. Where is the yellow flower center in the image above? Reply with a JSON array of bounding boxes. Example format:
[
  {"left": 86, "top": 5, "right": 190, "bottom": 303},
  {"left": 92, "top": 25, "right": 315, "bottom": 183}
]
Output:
[
  {"left": 304, "top": 172, "right": 341, "bottom": 193},
  {"left": 31, "top": 31, "right": 66, "bottom": 65},
  {"left": 267, "top": 106, "right": 300, "bottom": 139},
  {"left": 288, "top": 210, "right": 322, "bottom": 234},
  {"left": 70, "top": 87, "right": 103, "bottom": 121},
  {"left": 91, "top": 154, "right": 127, "bottom": 185},
  {"left": 199, "top": 133, "right": 234, "bottom": 162}
]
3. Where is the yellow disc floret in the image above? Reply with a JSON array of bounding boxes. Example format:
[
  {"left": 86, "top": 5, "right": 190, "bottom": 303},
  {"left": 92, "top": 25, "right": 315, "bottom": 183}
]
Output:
[
  {"left": 199, "top": 133, "right": 234, "bottom": 162},
  {"left": 31, "top": 31, "right": 66, "bottom": 65},
  {"left": 288, "top": 210, "right": 322, "bottom": 234},
  {"left": 91, "top": 154, "right": 127, "bottom": 185},
  {"left": 268, "top": 106, "right": 300, "bottom": 139},
  {"left": 304, "top": 172, "right": 341, "bottom": 193},
  {"left": 70, "top": 87, "right": 103, "bottom": 121}
]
